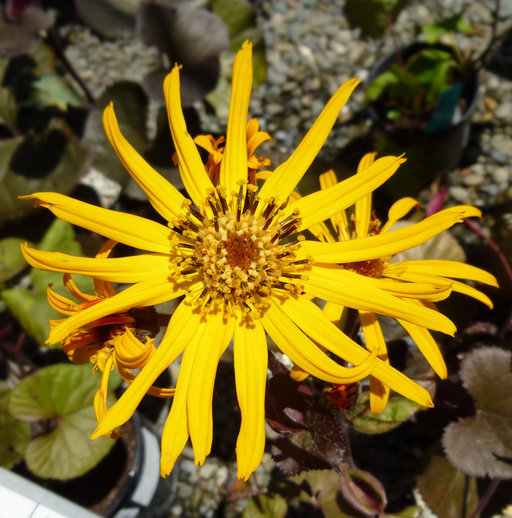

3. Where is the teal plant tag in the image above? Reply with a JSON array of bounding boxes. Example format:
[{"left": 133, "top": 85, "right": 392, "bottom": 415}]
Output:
[{"left": 425, "top": 82, "right": 462, "bottom": 135}]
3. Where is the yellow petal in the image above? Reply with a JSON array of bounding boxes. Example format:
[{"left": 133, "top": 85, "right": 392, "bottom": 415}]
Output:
[
  {"left": 398, "top": 318, "right": 447, "bottom": 379},
  {"left": 20, "top": 193, "right": 173, "bottom": 254},
  {"left": 114, "top": 328, "right": 155, "bottom": 369},
  {"left": 360, "top": 311, "right": 390, "bottom": 414},
  {"left": 234, "top": 313, "right": 268, "bottom": 480},
  {"left": 296, "top": 206, "right": 481, "bottom": 262},
  {"left": 323, "top": 301, "right": 344, "bottom": 324},
  {"left": 220, "top": 41, "right": 252, "bottom": 194},
  {"left": 93, "top": 240, "right": 118, "bottom": 298},
  {"left": 300, "top": 266, "right": 456, "bottom": 335},
  {"left": 188, "top": 309, "right": 234, "bottom": 466},
  {"left": 50, "top": 276, "right": 185, "bottom": 345},
  {"left": 288, "top": 190, "right": 333, "bottom": 242},
  {"left": 256, "top": 77, "right": 360, "bottom": 211},
  {"left": 63, "top": 273, "right": 97, "bottom": 303},
  {"left": 355, "top": 152, "right": 377, "bottom": 239},
  {"left": 449, "top": 279, "right": 494, "bottom": 308},
  {"left": 386, "top": 259, "right": 498, "bottom": 287},
  {"left": 261, "top": 299, "right": 378, "bottom": 384},
  {"left": 285, "top": 155, "right": 406, "bottom": 230},
  {"left": 383, "top": 267, "right": 495, "bottom": 308},
  {"left": 276, "top": 296, "right": 432, "bottom": 407},
  {"left": 319, "top": 169, "right": 350, "bottom": 240},
  {"left": 22, "top": 244, "right": 171, "bottom": 283},
  {"left": 381, "top": 197, "right": 419, "bottom": 233},
  {"left": 371, "top": 277, "right": 453, "bottom": 302},
  {"left": 93, "top": 301, "right": 201, "bottom": 441},
  {"left": 289, "top": 364, "right": 309, "bottom": 382},
  {"left": 103, "top": 103, "right": 186, "bottom": 222},
  {"left": 116, "top": 364, "right": 175, "bottom": 398},
  {"left": 164, "top": 65, "right": 214, "bottom": 207},
  {"left": 161, "top": 324, "right": 204, "bottom": 476},
  {"left": 247, "top": 120, "right": 271, "bottom": 157},
  {"left": 47, "top": 285, "right": 79, "bottom": 315}
]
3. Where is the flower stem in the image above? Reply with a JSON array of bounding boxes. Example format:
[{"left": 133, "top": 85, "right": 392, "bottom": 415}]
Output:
[{"left": 470, "top": 478, "right": 500, "bottom": 518}]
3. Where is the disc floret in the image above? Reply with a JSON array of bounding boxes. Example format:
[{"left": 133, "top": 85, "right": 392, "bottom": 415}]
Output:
[{"left": 173, "top": 184, "right": 308, "bottom": 313}]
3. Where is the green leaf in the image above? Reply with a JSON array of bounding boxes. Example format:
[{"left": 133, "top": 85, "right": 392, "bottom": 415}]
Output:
[
  {"left": 2, "top": 219, "right": 94, "bottom": 345},
  {"left": 386, "top": 108, "right": 402, "bottom": 120},
  {"left": 1, "top": 288, "right": 58, "bottom": 346},
  {"left": 385, "top": 507, "right": 421, "bottom": 518},
  {"left": 83, "top": 82, "right": 148, "bottom": 185},
  {"left": 9, "top": 363, "right": 116, "bottom": 480},
  {"left": 31, "top": 73, "right": 83, "bottom": 111},
  {"left": 30, "top": 218, "right": 93, "bottom": 296},
  {"left": 442, "top": 347, "right": 512, "bottom": 478},
  {"left": 0, "top": 384, "right": 31, "bottom": 469},
  {"left": 349, "top": 392, "right": 421, "bottom": 434},
  {"left": 345, "top": 0, "right": 408, "bottom": 38},
  {"left": 422, "top": 14, "right": 475, "bottom": 44},
  {"left": 366, "top": 71, "right": 399, "bottom": 102},
  {"left": 0, "top": 85, "right": 18, "bottom": 128},
  {"left": 0, "top": 236, "right": 26, "bottom": 282},
  {"left": 417, "top": 455, "right": 478, "bottom": 518},
  {"left": 0, "top": 118, "right": 90, "bottom": 224},
  {"left": 9, "top": 363, "right": 98, "bottom": 420},
  {"left": 243, "top": 494, "right": 288, "bottom": 518},
  {"left": 211, "top": 0, "right": 255, "bottom": 38},
  {"left": 31, "top": 41, "right": 58, "bottom": 77},
  {"left": 290, "top": 470, "right": 360, "bottom": 518}
]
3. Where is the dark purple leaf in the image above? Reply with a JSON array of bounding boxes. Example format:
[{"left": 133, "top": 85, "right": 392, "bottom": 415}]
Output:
[{"left": 265, "top": 373, "right": 313, "bottom": 434}]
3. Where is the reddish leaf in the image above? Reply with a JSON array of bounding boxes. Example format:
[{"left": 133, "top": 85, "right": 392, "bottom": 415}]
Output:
[{"left": 339, "top": 463, "right": 387, "bottom": 516}]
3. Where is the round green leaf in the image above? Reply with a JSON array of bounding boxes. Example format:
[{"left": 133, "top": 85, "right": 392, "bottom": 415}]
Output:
[
  {"left": 0, "top": 385, "right": 31, "bottom": 469},
  {"left": 25, "top": 405, "right": 115, "bottom": 480},
  {"left": 9, "top": 364, "right": 116, "bottom": 480},
  {"left": 9, "top": 363, "right": 102, "bottom": 421}
]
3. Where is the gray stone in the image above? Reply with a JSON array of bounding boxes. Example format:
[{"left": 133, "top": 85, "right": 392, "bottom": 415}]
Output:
[
  {"left": 449, "top": 186, "right": 472, "bottom": 204},
  {"left": 492, "top": 167, "right": 511, "bottom": 184}
]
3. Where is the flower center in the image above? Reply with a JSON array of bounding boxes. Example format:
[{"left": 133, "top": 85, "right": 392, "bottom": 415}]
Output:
[
  {"left": 173, "top": 184, "right": 308, "bottom": 314},
  {"left": 343, "top": 259, "right": 385, "bottom": 278}
]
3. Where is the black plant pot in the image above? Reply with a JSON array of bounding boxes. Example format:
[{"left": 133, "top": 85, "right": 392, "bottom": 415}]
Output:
[
  {"left": 367, "top": 43, "right": 480, "bottom": 200},
  {"left": 12, "top": 412, "right": 178, "bottom": 518}
]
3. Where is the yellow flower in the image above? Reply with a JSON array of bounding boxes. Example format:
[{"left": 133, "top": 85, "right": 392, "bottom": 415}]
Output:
[
  {"left": 20, "top": 42, "right": 482, "bottom": 479},
  {"left": 194, "top": 117, "right": 271, "bottom": 185},
  {"left": 295, "top": 152, "right": 498, "bottom": 413},
  {"left": 44, "top": 240, "right": 173, "bottom": 436}
]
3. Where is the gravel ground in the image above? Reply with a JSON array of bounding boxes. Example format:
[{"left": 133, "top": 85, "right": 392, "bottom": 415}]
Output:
[{"left": 60, "top": 1, "right": 512, "bottom": 516}]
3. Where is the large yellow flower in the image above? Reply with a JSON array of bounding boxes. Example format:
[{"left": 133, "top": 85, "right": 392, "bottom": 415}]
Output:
[
  {"left": 20, "top": 42, "right": 481, "bottom": 479},
  {"left": 293, "top": 152, "right": 498, "bottom": 413}
]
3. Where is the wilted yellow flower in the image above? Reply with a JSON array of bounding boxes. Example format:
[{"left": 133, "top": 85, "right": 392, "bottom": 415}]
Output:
[
  {"left": 194, "top": 117, "right": 271, "bottom": 185},
  {"left": 295, "top": 152, "right": 498, "bottom": 413},
  {"left": 42, "top": 240, "right": 173, "bottom": 436},
  {"left": 20, "top": 42, "right": 482, "bottom": 480}
]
